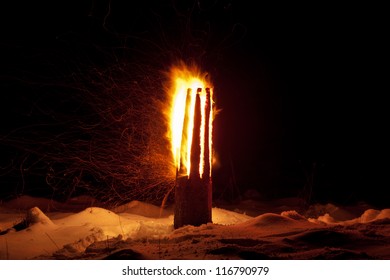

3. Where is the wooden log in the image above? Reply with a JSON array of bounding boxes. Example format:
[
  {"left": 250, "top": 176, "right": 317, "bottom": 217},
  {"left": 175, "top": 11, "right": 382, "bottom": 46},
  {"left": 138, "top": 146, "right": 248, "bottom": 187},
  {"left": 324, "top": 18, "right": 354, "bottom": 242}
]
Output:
[
  {"left": 189, "top": 91, "right": 201, "bottom": 179},
  {"left": 174, "top": 88, "right": 212, "bottom": 229},
  {"left": 178, "top": 88, "right": 192, "bottom": 176},
  {"left": 174, "top": 176, "right": 211, "bottom": 228},
  {"left": 203, "top": 88, "right": 211, "bottom": 180}
]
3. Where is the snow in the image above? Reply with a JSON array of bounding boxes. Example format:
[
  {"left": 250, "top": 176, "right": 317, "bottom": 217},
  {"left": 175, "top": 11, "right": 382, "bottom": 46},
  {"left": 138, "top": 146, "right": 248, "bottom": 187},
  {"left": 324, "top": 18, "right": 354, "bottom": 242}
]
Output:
[{"left": 0, "top": 196, "right": 389, "bottom": 260}]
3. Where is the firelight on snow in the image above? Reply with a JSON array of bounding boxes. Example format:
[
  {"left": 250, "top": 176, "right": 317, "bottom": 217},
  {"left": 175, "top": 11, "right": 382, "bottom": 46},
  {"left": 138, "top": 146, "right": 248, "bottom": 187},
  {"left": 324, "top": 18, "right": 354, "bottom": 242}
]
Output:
[{"left": 167, "top": 64, "right": 215, "bottom": 228}]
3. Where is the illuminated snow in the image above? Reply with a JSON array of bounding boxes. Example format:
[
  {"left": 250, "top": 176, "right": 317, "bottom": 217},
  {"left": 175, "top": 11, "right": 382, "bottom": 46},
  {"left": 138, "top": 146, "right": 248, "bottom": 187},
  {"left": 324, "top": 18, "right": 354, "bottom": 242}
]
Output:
[{"left": 0, "top": 196, "right": 389, "bottom": 260}]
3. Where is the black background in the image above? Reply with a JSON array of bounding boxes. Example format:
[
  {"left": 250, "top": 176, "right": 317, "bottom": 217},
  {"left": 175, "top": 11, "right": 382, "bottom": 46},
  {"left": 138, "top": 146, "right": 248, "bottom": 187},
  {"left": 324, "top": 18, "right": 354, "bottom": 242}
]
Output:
[{"left": 0, "top": 1, "right": 387, "bottom": 207}]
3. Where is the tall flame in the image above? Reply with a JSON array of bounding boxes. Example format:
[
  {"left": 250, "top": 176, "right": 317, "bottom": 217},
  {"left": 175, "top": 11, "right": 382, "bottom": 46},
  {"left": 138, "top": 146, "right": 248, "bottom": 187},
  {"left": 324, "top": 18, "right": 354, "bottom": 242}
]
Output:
[{"left": 167, "top": 64, "right": 213, "bottom": 178}]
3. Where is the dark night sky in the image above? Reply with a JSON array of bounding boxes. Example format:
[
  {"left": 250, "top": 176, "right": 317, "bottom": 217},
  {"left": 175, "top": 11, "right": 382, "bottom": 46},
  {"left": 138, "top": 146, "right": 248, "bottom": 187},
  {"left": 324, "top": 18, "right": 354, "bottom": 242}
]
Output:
[{"left": 0, "top": 1, "right": 388, "bottom": 207}]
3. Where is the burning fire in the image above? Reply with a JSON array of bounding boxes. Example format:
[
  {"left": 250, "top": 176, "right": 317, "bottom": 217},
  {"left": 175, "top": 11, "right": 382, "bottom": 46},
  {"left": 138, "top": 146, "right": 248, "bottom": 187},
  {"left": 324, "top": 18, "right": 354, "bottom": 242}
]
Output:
[{"left": 167, "top": 64, "right": 214, "bottom": 179}]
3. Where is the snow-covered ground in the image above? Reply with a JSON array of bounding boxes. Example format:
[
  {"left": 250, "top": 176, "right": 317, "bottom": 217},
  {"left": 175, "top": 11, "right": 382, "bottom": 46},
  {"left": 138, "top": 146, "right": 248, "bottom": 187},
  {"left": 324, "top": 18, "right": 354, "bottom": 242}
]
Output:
[{"left": 0, "top": 195, "right": 389, "bottom": 260}]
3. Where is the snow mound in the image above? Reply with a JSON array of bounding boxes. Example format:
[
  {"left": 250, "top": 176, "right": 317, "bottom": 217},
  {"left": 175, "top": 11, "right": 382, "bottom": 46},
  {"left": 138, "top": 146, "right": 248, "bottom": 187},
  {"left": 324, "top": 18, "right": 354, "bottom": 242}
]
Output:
[
  {"left": 111, "top": 200, "right": 172, "bottom": 218},
  {"left": 305, "top": 203, "right": 359, "bottom": 221},
  {"left": 314, "top": 213, "right": 337, "bottom": 224},
  {"left": 57, "top": 207, "right": 120, "bottom": 227},
  {"left": 309, "top": 208, "right": 390, "bottom": 225},
  {"left": 242, "top": 213, "right": 298, "bottom": 227},
  {"left": 26, "top": 207, "right": 54, "bottom": 226},
  {"left": 359, "top": 209, "right": 390, "bottom": 223},
  {"left": 280, "top": 210, "right": 307, "bottom": 221},
  {"left": 212, "top": 207, "right": 252, "bottom": 225}
]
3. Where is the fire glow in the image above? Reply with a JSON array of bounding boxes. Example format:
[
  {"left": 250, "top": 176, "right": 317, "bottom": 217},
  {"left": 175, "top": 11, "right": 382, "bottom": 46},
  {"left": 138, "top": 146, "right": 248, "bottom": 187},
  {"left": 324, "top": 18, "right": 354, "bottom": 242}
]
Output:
[{"left": 168, "top": 66, "right": 214, "bottom": 179}]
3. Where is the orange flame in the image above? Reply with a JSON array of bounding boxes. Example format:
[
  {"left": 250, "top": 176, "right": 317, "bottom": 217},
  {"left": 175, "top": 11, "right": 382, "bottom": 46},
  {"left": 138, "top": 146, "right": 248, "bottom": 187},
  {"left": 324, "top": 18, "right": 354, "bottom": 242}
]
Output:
[{"left": 167, "top": 64, "right": 214, "bottom": 178}]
